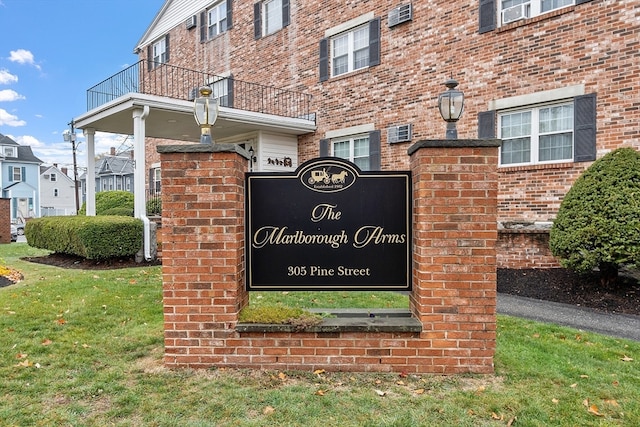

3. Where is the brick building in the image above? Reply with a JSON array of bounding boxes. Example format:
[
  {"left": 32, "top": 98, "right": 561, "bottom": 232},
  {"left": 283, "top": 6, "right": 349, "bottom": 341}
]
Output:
[{"left": 74, "top": 0, "right": 640, "bottom": 266}]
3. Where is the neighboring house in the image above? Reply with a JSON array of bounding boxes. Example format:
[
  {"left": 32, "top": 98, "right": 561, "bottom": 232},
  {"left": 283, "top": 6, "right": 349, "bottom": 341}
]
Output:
[
  {"left": 40, "top": 164, "right": 80, "bottom": 216},
  {"left": 0, "top": 133, "right": 43, "bottom": 224},
  {"left": 79, "top": 148, "right": 134, "bottom": 203},
  {"left": 73, "top": 0, "right": 640, "bottom": 267}
]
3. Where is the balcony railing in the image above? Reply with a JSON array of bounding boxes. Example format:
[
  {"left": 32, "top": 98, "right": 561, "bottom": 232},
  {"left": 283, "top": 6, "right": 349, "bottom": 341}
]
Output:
[{"left": 87, "top": 60, "right": 314, "bottom": 122}]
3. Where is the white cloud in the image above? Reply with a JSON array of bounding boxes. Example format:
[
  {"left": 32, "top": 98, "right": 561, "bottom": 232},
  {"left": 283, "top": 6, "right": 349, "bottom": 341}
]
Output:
[
  {"left": 0, "top": 89, "right": 25, "bottom": 102},
  {"left": 0, "top": 69, "right": 18, "bottom": 85},
  {"left": 9, "top": 49, "right": 41, "bottom": 71},
  {"left": 0, "top": 108, "right": 26, "bottom": 126}
]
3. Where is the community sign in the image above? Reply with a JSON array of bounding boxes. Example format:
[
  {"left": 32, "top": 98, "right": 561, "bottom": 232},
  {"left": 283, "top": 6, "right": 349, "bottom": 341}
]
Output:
[{"left": 246, "top": 157, "right": 411, "bottom": 291}]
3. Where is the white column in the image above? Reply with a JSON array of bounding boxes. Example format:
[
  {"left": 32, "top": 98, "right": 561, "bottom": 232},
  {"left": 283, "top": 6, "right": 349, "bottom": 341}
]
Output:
[
  {"left": 83, "top": 128, "right": 96, "bottom": 216},
  {"left": 132, "top": 107, "right": 149, "bottom": 218}
]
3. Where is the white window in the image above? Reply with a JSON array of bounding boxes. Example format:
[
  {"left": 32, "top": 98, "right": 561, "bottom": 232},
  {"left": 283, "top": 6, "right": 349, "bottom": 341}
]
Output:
[
  {"left": 207, "top": 1, "right": 228, "bottom": 38},
  {"left": 50, "top": 173, "right": 57, "bottom": 182},
  {"left": 332, "top": 25, "right": 369, "bottom": 77},
  {"left": 53, "top": 188, "right": 59, "bottom": 197},
  {"left": 12, "top": 167, "right": 22, "bottom": 181},
  {"left": 264, "top": 0, "right": 283, "bottom": 35},
  {"left": 153, "top": 168, "right": 162, "bottom": 192},
  {"left": 332, "top": 134, "right": 370, "bottom": 171},
  {"left": 152, "top": 38, "right": 167, "bottom": 66},
  {"left": 501, "top": 0, "right": 574, "bottom": 25},
  {"left": 210, "top": 77, "right": 230, "bottom": 107},
  {"left": 4, "top": 147, "right": 15, "bottom": 157},
  {"left": 499, "top": 102, "right": 574, "bottom": 166}
]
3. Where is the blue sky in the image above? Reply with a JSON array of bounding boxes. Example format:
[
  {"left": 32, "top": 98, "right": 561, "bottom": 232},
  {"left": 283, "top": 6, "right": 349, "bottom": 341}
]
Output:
[{"left": 0, "top": 0, "right": 165, "bottom": 172}]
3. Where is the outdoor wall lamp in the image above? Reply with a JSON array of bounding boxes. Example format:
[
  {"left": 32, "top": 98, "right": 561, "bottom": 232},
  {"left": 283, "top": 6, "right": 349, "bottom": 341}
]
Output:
[
  {"left": 193, "top": 86, "right": 218, "bottom": 144},
  {"left": 437, "top": 78, "right": 464, "bottom": 139}
]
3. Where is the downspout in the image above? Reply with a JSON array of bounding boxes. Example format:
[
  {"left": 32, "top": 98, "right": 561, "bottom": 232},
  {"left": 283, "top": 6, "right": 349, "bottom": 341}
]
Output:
[{"left": 133, "top": 106, "right": 152, "bottom": 261}]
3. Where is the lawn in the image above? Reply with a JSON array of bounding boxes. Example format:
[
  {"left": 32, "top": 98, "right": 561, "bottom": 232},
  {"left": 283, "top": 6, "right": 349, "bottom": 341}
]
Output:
[{"left": 1, "top": 243, "right": 638, "bottom": 426}]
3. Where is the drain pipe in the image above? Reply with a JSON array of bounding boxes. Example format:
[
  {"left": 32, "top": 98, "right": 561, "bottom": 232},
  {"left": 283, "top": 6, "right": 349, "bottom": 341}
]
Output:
[{"left": 133, "top": 106, "right": 153, "bottom": 261}]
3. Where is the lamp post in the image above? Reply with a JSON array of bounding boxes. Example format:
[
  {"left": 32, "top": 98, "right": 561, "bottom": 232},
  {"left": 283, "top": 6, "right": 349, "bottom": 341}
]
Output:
[
  {"left": 63, "top": 121, "right": 80, "bottom": 214},
  {"left": 437, "top": 78, "right": 464, "bottom": 139},
  {"left": 193, "top": 86, "right": 218, "bottom": 144}
]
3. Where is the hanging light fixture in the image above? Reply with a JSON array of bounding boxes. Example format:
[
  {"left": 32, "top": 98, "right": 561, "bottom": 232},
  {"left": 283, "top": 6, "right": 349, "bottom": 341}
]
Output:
[
  {"left": 437, "top": 78, "right": 464, "bottom": 139},
  {"left": 193, "top": 86, "right": 218, "bottom": 144}
]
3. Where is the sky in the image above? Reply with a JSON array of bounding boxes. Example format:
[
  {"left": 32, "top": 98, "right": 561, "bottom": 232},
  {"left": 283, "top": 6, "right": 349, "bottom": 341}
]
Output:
[{"left": 0, "top": 0, "right": 165, "bottom": 174}]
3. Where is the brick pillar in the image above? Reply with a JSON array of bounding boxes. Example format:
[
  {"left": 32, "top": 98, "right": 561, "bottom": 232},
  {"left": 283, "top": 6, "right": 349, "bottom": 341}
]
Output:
[
  {"left": 408, "top": 139, "right": 501, "bottom": 374},
  {"left": 0, "top": 198, "right": 11, "bottom": 244},
  {"left": 158, "top": 144, "right": 248, "bottom": 368}
]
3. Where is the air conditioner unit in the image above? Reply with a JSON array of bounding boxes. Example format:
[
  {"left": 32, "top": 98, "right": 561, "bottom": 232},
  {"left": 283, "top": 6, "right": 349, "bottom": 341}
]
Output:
[
  {"left": 502, "top": 3, "right": 530, "bottom": 24},
  {"left": 185, "top": 15, "right": 197, "bottom": 30},
  {"left": 388, "top": 124, "right": 412, "bottom": 144},
  {"left": 388, "top": 4, "right": 413, "bottom": 28}
]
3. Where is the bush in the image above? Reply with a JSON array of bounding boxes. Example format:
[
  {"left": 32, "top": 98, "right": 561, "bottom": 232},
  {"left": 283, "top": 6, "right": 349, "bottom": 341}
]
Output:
[
  {"left": 78, "top": 191, "right": 134, "bottom": 216},
  {"left": 550, "top": 147, "right": 640, "bottom": 284},
  {"left": 146, "top": 198, "right": 162, "bottom": 216},
  {"left": 101, "top": 207, "right": 134, "bottom": 216},
  {"left": 26, "top": 216, "right": 143, "bottom": 260}
]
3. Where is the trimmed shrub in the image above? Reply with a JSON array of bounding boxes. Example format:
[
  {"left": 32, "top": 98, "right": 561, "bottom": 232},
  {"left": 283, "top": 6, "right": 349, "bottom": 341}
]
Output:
[
  {"left": 550, "top": 147, "right": 640, "bottom": 284},
  {"left": 26, "top": 216, "right": 143, "bottom": 259},
  {"left": 78, "top": 191, "right": 134, "bottom": 216},
  {"left": 101, "top": 207, "right": 134, "bottom": 216},
  {"left": 146, "top": 198, "right": 162, "bottom": 216}
]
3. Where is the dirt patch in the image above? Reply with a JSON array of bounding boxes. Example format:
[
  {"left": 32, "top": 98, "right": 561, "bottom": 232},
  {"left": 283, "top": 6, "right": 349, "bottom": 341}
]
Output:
[{"left": 22, "top": 252, "right": 161, "bottom": 270}]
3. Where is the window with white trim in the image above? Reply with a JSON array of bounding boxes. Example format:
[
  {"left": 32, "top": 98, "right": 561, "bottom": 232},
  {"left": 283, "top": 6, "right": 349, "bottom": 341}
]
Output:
[
  {"left": 53, "top": 188, "right": 59, "bottom": 197},
  {"left": 254, "top": 0, "right": 288, "bottom": 38},
  {"left": 332, "top": 25, "right": 370, "bottom": 77},
  {"left": 153, "top": 168, "right": 161, "bottom": 193},
  {"left": 499, "top": 102, "right": 574, "bottom": 166},
  {"left": 332, "top": 135, "right": 371, "bottom": 171},
  {"left": 50, "top": 173, "right": 57, "bottom": 182},
  {"left": 210, "top": 77, "right": 231, "bottom": 107},
  {"left": 12, "top": 167, "right": 22, "bottom": 181},
  {"left": 151, "top": 37, "right": 167, "bottom": 66},
  {"left": 501, "top": 0, "right": 574, "bottom": 25},
  {"left": 207, "top": 1, "right": 228, "bottom": 38},
  {"left": 264, "top": 0, "right": 283, "bottom": 35},
  {"left": 4, "top": 146, "right": 15, "bottom": 157}
]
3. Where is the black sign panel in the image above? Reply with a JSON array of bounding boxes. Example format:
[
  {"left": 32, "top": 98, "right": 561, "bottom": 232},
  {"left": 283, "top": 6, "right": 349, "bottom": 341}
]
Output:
[{"left": 246, "top": 158, "right": 412, "bottom": 291}]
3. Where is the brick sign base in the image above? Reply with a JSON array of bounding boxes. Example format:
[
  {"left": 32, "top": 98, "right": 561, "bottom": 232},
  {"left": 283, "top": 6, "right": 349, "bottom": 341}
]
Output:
[{"left": 158, "top": 140, "right": 499, "bottom": 374}]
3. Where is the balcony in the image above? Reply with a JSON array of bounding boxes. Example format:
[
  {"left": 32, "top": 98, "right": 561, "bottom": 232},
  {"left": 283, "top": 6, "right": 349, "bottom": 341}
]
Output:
[{"left": 75, "top": 60, "right": 316, "bottom": 142}]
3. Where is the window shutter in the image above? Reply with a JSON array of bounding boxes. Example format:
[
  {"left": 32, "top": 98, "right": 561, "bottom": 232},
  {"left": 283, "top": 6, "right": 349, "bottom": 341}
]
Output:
[
  {"left": 282, "top": 0, "right": 290, "bottom": 27},
  {"left": 147, "top": 45, "right": 153, "bottom": 70},
  {"left": 227, "top": 75, "right": 235, "bottom": 108},
  {"left": 319, "top": 139, "right": 330, "bottom": 157},
  {"left": 574, "top": 93, "right": 597, "bottom": 163},
  {"left": 8, "top": 166, "right": 13, "bottom": 182},
  {"left": 200, "top": 11, "right": 207, "bottom": 42},
  {"left": 21, "top": 167, "right": 26, "bottom": 181},
  {"left": 148, "top": 168, "right": 154, "bottom": 191},
  {"left": 478, "top": 110, "right": 496, "bottom": 139},
  {"left": 164, "top": 34, "right": 170, "bottom": 62},
  {"left": 319, "top": 38, "right": 329, "bottom": 82},
  {"left": 478, "top": 0, "right": 496, "bottom": 34},
  {"left": 368, "top": 130, "right": 381, "bottom": 171},
  {"left": 227, "top": 0, "right": 233, "bottom": 29},
  {"left": 254, "top": 2, "right": 262, "bottom": 39},
  {"left": 369, "top": 18, "right": 381, "bottom": 67}
]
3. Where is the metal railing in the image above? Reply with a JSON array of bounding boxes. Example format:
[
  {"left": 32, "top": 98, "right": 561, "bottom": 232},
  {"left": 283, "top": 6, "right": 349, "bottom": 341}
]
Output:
[{"left": 87, "top": 60, "right": 314, "bottom": 122}]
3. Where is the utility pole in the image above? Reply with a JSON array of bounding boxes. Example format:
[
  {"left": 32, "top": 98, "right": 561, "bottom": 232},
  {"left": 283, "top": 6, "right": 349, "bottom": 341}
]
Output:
[{"left": 63, "top": 120, "right": 80, "bottom": 214}]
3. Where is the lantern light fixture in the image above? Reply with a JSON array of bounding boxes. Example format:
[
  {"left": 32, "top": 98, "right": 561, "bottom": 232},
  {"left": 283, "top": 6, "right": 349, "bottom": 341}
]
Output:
[
  {"left": 193, "top": 86, "right": 218, "bottom": 144},
  {"left": 437, "top": 78, "right": 464, "bottom": 139}
]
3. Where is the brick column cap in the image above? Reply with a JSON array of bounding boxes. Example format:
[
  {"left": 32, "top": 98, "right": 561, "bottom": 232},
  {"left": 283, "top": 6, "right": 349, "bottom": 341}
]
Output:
[
  {"left": 408, "top": 139, "right": 501, "bottom": 155},
  {"left": 157, "top": 143, "right": 250, "bottom": 159}
]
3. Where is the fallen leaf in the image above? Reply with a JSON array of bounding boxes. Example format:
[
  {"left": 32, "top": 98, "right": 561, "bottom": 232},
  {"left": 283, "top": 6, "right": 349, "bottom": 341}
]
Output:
[
  {"left": 277, "top": 372, "right": 286, "bottom": 380},
  {"left": 263, "top": 406, "right": 275, "bottom": 415},
  {"left": 552, "top": 398, "right": 559, "bottom": 404},
  {"left": 583, "top": 399, "right": 590, "bottom": 407},
  {"left": 580, "top": 375, "right": 589, "bottom": 378},
  {"left": 375, "top": 379, "right": 382, "bottom": 385},
  {"left": 570, "top": 383, "right": 578, "bottom": 388},
  {"left": 621, "top": 355, "right": 633, "bottom": 362},
  {"left": 396, "top": 380, "right": 405, "bottom": 386},
  {"left": 604, "top": 399, "right": 619, "bottom": 407},
  {"left": 414, "top": 388, "right": 425, "bottom": 395},
  {"left": 15, "top": 359, "right": 33, "bottom": 367},
  {"left": 375, "top": 389, "right": 386, "bottom": 397},
  {"left": 506, "top": 417, "right": 516, "bottom": 427},
  {"left": 313, "top": 369, "right": 325, "bottom": 375},
  {"left": 588, "top": 404, "right": 604, "bottom": 417},
  {"left": 612, "top": 380, "right": 620, "bottom": 387},
  {"left": 399, "top": 371, "right": 408, "bottom": 378},
  {"left": 15, "top": 353, "right": 27, "bottom": 359},
  {"left": 82, "top": 344, "right": 91, "bottom": 348},
  {"left": 532, "top": 333, "right": 540, "bottom": 338},
  {"left": 314, "top": 389, "right": 325, "bottom": 396},
  {"left": 491, "top": 412, "right": 503, "bottom": 420},
  {"left": 56, "top": 318, "right": 66, "bottom": 325},
  {"left": 41, "top": 339, "right": 52, "bottom": 346}
]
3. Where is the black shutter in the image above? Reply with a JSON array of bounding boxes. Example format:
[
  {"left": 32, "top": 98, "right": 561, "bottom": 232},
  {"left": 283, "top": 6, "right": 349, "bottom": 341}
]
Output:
[
  {"left": 200, "top": 11, "right": 207, "bottom": 42},
  {"left": 227, "top": 76, "right": 234, "bottom": 108},
  {"left": 319, "top": 38, "right": 329, "bottom": 82},
  {"left": 574, "top": 93, "right": 597, "bottom": 163},
  {"left": 369, "top": 18, "right": 381, "bottom": 67},
  {"left": 478, "top": 110, "right": 496, "bottom": 139},
  {"left": 227, "top": 0, "right": 233, "bottom": 29},
  {"left": 147, "top": 45, "right": 153, "bottom": 70},
  {"left": 319, "top": 139, "right": 330, "bottom": 157},
  {"left": 254, "top": 2, "right": 262, "bottom": 39},
  {"left": 282, "top": 0, "right": 290, "bottom": 27},
  {"left": 148, "top": 168, "right": 154, "bottom": 192},
  {"left": 369, "top": 130, "right": 381, "bottom": 171},
  {"left": 478, "top": 0, "right": 496, "bottom": 34},
  {"left": 164, "top": 34, "right": 170, "bottom": 62},
  {"left": 575, "top": 0, "right": 593, "bottom": 4}
]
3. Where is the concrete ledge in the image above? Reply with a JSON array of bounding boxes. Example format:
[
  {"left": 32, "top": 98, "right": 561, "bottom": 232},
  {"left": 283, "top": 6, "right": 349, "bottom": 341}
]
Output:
[
  {"left": 408, "top": 139, "right": 502, "bottom": 155},
  {"left": 157, "top": 143, "right": 250, "bottom": 159},
  {"left": 235, "top": 309, "right": 422, "bottom": 333}
]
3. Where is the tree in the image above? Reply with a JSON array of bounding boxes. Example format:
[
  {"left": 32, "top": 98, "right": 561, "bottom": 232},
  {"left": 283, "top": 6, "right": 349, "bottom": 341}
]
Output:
[{"left": 550, "top": 147, "right": 640, "bottom": 285}]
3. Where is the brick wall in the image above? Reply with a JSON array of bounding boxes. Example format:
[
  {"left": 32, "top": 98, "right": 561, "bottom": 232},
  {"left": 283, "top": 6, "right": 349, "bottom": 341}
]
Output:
[
  {"left": 0, "top": 199, "right": 11, "bottom": 244},
  {"left": 160, "top": 140, "right": 497, "bottom": 374}
]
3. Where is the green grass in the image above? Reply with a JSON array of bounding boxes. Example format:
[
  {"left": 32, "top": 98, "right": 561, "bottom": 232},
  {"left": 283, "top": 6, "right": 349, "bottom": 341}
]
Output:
[{"left": 1, "top": 243, "right": 639, "bottom": 426}]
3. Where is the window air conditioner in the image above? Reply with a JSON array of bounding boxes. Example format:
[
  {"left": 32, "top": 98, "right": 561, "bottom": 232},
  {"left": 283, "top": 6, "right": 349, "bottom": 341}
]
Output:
[
  {"left": 185, "top": 15, "right": 197, "bottom": 30},
  {"left": 502, "top": 3, "right": 531, "bottom": 24},
  {"left": 388, "top": 124, "right": 412, "bottom": 144},
  {"left": 388, "top": 4, "right": 413, "bottom": 28}
]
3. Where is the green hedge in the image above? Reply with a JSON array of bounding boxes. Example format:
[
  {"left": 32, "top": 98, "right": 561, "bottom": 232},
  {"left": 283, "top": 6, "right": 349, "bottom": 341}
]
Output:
[
  {"left": 78, "top": 191, "right": 134, "bottom": 216},
  {"left": 25, "top": 216, "right": 143, "bottom": 260}
]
